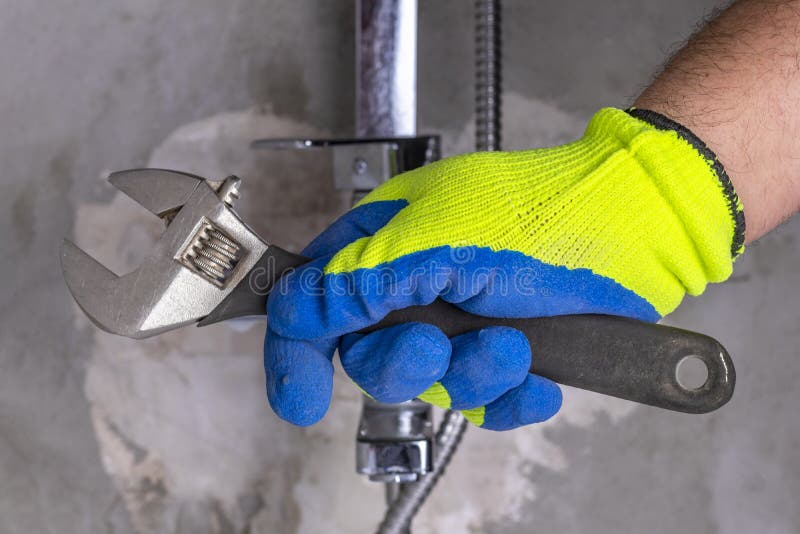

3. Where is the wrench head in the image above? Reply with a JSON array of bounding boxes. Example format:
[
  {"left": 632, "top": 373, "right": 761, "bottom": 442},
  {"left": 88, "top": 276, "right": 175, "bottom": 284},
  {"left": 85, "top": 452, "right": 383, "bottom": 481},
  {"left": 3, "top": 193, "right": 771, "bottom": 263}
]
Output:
[{"left": 61, "top": 169, "right": 268, "bottom": 339}]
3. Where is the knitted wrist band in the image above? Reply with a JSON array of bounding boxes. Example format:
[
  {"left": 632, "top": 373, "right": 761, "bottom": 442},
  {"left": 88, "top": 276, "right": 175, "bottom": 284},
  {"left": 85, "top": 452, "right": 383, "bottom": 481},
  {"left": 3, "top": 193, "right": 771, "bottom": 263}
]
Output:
[{"left": 626, "top": 108, "right": 746, "bottom": 258}]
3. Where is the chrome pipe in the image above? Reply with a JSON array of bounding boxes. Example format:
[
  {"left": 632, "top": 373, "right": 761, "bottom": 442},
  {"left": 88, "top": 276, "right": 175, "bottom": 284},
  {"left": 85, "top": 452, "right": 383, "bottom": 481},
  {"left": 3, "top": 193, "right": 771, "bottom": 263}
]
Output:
[{"left": 357, "top": 0, "right": 418, "bottom": 137}]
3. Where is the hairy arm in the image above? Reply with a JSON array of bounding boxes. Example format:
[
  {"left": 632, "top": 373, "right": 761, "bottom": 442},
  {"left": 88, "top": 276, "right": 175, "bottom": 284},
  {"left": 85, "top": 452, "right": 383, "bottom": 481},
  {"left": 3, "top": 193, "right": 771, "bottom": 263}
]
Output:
[{"left": 635, "top": 0, "right": 800, "bottom": 242}]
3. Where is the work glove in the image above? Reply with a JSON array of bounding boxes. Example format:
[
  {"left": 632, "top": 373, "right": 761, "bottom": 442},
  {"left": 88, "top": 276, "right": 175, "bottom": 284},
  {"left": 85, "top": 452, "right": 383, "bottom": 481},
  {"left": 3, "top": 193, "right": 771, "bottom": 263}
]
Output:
[{"left": 264, "top": 107, "right": 745, "bottom": 430}]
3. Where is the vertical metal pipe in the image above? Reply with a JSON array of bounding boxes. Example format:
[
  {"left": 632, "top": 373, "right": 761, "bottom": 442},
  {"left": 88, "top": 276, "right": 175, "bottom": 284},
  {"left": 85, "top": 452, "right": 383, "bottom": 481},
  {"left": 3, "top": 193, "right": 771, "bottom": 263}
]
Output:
[
  {"left": 355, "top": 6, "right": 424, "bottom": 531},
  {"left": 376, "top": 410, "right": 468, "bottom": 534},
  {"left": 377, "top": 3, "right": 503, "bottom": 531},
  {"left": 357, "top": 0, "right": 418, "bottom": 137},
  {"left": 356, "top": 3, "right": 496, "bottom": 532}
]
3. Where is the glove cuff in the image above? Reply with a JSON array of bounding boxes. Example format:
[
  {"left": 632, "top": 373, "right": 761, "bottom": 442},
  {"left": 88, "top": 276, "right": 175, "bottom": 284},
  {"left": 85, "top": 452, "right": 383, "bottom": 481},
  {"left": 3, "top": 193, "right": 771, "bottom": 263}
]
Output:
[{"left": 625, "top": 108, "right": 746, "bottom": 258}]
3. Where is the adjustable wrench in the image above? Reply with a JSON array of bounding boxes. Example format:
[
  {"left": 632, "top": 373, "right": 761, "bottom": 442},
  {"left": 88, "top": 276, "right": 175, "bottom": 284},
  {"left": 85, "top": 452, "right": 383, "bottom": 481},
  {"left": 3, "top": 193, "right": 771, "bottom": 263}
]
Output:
[{"left": 61, "top": 169, "right": 735, "bottom": 414}]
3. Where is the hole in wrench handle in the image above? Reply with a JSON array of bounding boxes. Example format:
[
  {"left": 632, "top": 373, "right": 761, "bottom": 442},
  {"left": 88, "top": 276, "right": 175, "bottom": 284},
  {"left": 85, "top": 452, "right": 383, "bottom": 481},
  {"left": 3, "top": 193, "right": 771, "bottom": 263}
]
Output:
[{"left": 200, "top": 247, "right": 735, "bottom": 414}]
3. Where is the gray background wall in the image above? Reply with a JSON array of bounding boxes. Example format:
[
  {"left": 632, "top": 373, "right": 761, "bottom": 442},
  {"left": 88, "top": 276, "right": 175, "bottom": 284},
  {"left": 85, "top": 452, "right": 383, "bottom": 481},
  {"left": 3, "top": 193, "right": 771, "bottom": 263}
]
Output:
[{"left": 1, "top": 1, "right": 798, "bottom": 533}]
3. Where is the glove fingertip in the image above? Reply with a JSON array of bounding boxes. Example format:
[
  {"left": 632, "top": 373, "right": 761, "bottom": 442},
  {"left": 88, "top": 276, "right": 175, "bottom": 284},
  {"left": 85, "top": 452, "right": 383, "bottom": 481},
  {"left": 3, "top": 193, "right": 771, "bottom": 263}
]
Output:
[
  {"left": 443, "top": 326, "right": 531, "bottom": 410},
  {"left": 479, "top": 374, "right": 563, "bottom": 431},
  {"left": 264, "top": 327, "right": 336, "bottom": 426},
  {"left": 477, "top": 326, "right": 532, "bottom": 385},
  {"left": 267, "top": 372, "right": 331, "bottom": 426},
  {"left": 341, "top": 322, "right": 451, "bottom": 404}
]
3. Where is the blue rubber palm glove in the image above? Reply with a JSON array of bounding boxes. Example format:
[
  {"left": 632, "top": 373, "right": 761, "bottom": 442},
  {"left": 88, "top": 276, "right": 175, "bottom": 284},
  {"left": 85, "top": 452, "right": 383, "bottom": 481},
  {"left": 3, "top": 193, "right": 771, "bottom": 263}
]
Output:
[
  {"left": 264, "top": 203, "right": 551, "bottom": 430},
  {"left": 264, "top": 108, "right": 744, "bottom": 430}
]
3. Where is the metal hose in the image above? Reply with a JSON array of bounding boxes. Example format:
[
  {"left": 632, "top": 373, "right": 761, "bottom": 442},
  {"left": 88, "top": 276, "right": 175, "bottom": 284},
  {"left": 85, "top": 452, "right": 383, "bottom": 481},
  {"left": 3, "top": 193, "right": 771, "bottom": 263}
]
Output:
[
  {"left": 375, "top": 411, "right": 469, "bottom": 533},
  {"left": 375, "top": 3, "right": 502, "bottom": 533},
  {"left": 475, "top": 0, "right": 502, "bottom": 152}
]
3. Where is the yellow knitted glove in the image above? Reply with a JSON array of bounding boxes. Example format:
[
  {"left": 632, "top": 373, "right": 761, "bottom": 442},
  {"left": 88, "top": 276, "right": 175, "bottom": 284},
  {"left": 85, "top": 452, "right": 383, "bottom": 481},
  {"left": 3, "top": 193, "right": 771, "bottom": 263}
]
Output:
[
  {"left": 328, "top": 107, "right": 744, "bottom": 316},
  {"left": 265, "top": 107, "right": 745, "bottom": 430}
]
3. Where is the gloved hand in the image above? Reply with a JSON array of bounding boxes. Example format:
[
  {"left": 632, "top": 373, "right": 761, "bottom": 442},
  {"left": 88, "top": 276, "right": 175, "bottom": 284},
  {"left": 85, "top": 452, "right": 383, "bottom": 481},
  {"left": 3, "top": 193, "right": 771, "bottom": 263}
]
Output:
[{"left": 264, "top": 107, "right": 745, "bottom": 430}]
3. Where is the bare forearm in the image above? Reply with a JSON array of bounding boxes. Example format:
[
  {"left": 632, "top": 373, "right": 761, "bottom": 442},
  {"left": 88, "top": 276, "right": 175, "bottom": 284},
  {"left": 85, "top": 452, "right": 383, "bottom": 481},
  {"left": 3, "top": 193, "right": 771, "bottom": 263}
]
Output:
[{"left": 635, "top": 0, "right": 800, "bottom": 242}]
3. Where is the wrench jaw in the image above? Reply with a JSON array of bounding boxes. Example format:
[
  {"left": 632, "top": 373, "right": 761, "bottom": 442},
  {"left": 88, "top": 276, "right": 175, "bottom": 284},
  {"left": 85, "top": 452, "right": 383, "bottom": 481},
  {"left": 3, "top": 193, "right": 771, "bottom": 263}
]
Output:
[
  {"left": 61, "top": 239, "right": 147, "bottom": 338},
  {"left": 109, "top": 169, "right": 206, "bottom": 219},
  {"left": 61, "top": 170, "right": 269, "bottom": 339},
  {"left": 60, "top": 240, "right": 184, "bottom": 339}
]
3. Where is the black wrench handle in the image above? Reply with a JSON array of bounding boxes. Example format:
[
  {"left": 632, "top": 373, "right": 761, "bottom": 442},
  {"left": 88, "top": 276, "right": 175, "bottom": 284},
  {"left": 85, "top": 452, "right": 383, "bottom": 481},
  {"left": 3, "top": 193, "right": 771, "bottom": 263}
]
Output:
[
  {"left": 368, "top": 301, "right": 734, "bottom": 414},
  {"left": 200, "top": 246, "right": 735, "bottom": 414}
]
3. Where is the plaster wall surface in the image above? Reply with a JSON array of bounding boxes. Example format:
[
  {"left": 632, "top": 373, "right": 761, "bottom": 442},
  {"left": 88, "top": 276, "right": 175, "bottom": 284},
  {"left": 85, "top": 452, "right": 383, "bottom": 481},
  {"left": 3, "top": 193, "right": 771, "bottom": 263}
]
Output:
[{"left": 1, "top": 1, "right": 798, "bottom": 533}]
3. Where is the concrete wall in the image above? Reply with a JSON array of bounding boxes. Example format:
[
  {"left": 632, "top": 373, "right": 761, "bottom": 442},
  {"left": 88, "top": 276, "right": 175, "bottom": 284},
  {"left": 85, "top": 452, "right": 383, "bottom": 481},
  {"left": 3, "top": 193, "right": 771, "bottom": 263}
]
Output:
[{"left": 1, "top": 1, "right": 798, "bottom": 532}]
